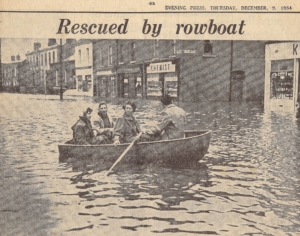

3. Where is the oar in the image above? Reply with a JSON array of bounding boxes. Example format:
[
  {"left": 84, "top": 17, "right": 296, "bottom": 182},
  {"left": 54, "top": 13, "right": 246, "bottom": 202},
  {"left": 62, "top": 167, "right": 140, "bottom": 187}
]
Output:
[{"left": 105, "top": 132, "right": 143, "bottom": 176}]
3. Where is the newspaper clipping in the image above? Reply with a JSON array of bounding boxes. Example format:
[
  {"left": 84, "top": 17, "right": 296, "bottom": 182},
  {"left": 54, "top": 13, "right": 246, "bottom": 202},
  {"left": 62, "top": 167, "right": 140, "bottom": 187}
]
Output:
[{"left": 0, "top": 0, "right": 300, "bottom": 235}]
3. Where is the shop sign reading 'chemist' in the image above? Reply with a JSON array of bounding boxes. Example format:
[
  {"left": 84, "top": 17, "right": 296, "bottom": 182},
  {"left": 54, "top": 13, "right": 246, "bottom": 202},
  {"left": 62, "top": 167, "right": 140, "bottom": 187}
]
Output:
[{"left": 147, "top": 62, "right": 176, "bottom": 74}]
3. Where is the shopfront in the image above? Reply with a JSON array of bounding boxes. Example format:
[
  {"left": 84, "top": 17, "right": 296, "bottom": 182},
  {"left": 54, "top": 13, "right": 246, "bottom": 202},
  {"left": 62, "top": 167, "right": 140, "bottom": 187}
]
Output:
[
  {"left": 95, "top": 70, "right": 117, "bottom": 97},
  {"left": 265, "top": 42, "right": 300, "bottom": 112},
  {"left": 75, "top": 67, "right": 93, "bottom": 96},
  {"left": 117, "top": 66, "right": 142, "bottom": 98},
  {"left": 146, "top": 61, "right": 178, "bottom": 99}
]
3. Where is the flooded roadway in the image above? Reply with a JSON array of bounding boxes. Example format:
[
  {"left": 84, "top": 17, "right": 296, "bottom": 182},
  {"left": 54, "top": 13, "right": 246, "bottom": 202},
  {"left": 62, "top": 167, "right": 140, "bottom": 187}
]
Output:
[{"left": 0, "top": 93, "right": 299, "bottom": 235}]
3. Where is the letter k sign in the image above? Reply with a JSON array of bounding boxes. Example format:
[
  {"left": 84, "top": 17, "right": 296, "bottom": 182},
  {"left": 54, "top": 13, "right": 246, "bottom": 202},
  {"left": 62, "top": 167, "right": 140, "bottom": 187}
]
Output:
[{"left": 293, "top": 44, "right": 298, "bottom": 55}]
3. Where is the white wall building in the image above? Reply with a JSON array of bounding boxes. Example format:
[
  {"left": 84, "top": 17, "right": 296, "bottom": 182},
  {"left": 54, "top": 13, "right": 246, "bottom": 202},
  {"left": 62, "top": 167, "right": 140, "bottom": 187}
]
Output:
[
  {"left": 265, "top": 42, "right": 300, "bottom": 112},
  {"left": 74, "top": 39, "right": 94, "bottom": 96}
]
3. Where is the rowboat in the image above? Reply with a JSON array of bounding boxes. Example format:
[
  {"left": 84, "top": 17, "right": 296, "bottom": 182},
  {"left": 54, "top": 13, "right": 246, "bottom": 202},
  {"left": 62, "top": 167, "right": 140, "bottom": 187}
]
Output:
[{"left": 58, "top": 130, "right": 211, "bottom": 169}]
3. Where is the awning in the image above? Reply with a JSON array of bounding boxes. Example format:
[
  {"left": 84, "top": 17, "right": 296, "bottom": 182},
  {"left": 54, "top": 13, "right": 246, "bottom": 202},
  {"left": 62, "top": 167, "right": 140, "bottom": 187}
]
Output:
[{"left": 117, "top": 66, "right": 141, "bottom": 74}]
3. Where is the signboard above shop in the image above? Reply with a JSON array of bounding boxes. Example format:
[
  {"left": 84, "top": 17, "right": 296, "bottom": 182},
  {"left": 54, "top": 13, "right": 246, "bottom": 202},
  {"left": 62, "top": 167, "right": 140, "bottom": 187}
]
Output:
[
  {"left": 266, "top": 42, "right": 300, "bottom": 60},
  {"left": 146, "top": 61, "right": 176, "bottom": 74}
]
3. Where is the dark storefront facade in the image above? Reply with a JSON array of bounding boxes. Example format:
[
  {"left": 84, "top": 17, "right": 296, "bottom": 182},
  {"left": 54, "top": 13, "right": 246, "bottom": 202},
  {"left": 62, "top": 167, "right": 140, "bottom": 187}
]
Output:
[
  {"left": 145, "top": 60, "right": 179, "bottom": 99},
  {"left": 91, "top": 40, "right": 267, "bottom": 103}
]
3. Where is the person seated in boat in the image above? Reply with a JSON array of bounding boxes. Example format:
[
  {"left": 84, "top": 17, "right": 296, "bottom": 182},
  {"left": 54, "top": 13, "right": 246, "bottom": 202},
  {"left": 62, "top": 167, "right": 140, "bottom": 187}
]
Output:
[
  {"left": 66, "top": 107, "right": 104, "bottom": 145},
  {"left": 113, "top": 101, "right": 147, "bottom": 146},
  {"left": 92, "top": 101, "right": 114, "bottom": 143},
  {"left": 146, "top": 95, "right": 186, "bottom": 140}
]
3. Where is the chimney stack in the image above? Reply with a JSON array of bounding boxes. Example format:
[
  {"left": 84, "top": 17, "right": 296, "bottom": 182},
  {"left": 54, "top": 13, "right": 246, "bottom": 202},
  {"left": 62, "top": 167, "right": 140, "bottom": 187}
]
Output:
[
  {"left": 34, "top": 42, "right": 41, "bottom": 51},
  {"left": 65, "top": 39, "right": 76, "bottom": 45},
  {"left": 48, "top": 38, "right": 57, "bottom": 46},
  {"left": 11, "top": 56, "right": 15, "bottom": 61},
  {"left": 16, "top": 55, "right": 21, "bottom": 61}
]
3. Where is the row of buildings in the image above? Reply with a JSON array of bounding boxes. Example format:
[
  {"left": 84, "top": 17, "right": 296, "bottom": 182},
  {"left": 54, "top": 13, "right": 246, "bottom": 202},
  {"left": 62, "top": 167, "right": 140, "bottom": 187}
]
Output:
[{"left": 1, "top": 39, "right": 300, "bottom": 111}]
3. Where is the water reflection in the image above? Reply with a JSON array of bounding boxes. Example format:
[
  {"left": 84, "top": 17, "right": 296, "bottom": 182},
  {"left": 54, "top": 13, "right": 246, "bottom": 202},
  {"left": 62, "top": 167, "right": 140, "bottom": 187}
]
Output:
[{"left": 0, "top": 94, "right": 299, "bottom": 235}]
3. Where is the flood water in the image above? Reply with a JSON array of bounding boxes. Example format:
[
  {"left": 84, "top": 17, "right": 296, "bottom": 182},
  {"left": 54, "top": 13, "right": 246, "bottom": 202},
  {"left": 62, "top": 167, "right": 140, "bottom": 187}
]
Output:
[{"left": 0, "top": 93, "right": 299, "bottom": 236}]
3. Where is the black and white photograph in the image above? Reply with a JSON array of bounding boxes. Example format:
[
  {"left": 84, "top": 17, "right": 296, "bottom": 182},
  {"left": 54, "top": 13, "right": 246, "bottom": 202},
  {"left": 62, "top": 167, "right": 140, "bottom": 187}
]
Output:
[{"left": 0, "top": 1, "right": 299, "bottom": 235}]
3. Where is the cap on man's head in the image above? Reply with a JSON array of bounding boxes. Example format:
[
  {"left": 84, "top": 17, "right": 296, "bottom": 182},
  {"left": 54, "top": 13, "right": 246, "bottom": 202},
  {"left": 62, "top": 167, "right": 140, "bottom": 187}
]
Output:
[
  {"left": 160, "top": 95, "right": 173, "bottom": 106},
  {"left": 84, "top": 107, "right": 93, "bottom": 114}
]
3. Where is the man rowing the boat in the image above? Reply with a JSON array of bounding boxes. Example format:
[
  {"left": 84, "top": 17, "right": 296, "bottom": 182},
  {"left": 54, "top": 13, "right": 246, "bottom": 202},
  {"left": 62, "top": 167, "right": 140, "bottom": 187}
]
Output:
[
  {"left": 146, "top": 95, "right": 186, "bottom": 140},
  {"left": 92, "top": 101, "right": 115, "bottom": 144},
  {"left": 66, "top": 108, "right": 104, "bottom": 145}
]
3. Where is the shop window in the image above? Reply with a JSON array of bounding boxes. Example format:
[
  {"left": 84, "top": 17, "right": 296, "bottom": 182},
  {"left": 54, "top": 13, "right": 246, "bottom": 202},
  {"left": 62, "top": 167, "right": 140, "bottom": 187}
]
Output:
[
  {"left": 124, "top": 78, "right": 129, "bottom": 96},
  {"left": 147, "top": 74, "right": 162, "bottom": 96},
  {"left": 131, "top": 42, "right": 136, "bottom": 61},
  {"left": 270, "top": 59, "right": 294, "bottom": 100},
  {"left": 109, "top": 76, "right": 117, "bottom": 97},
  {"left": 164, "top": 75, "right": 178, "bottom": 97},
  {"left": 77, "top": 75, "right": 83, "bottom": 91},
  {"left": 136, "top": 77, "right": 142, "bottom": 96},
  {"left": 83, "top": 75, "right": 92, "bottom": 92}
]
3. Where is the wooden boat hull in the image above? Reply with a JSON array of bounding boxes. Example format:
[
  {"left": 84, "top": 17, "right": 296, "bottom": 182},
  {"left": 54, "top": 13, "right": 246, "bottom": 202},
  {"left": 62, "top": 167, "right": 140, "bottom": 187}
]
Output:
[{"left": 58, "top": 130, "right": 211, "bottom": 169}]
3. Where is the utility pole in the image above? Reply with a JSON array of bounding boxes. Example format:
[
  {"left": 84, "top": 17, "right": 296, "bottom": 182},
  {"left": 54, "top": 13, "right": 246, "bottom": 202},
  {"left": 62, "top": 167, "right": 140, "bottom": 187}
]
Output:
[{"left": 60, "top": 39, "right": 63, "bottom": 100}]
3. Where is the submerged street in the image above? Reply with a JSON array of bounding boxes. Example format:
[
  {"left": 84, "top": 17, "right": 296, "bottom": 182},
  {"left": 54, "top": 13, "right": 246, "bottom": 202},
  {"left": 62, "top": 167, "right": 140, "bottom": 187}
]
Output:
[{"left": 0, "top": 93, "right": 299, "bottom": 235}]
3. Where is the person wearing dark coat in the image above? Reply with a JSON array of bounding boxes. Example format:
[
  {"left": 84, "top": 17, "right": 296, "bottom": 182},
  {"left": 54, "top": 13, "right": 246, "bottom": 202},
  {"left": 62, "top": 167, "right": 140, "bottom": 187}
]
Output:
[
  {"left": 112, "top": 101, "right": 143, "bottom": 146},
  {"left": 67, "top": 108, "right": 104, "bottom": 145}
]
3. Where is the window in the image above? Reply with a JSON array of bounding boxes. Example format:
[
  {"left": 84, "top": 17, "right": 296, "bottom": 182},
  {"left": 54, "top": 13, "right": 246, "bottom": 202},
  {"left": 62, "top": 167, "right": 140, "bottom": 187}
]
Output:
[
  {"left": 41, "top": 54, "right": 43, "bottom": 66},
  {"left": 100, "top": 49, "right": 103, "bottom": 66},
  {"left": 204, "top": 40, "right": 213, "bottom": 54},
  {"left": 65, "top": 70, "right": 67, "bottom": 85},
  {"left": 153, "top": 40, "right": 159, "bottom": 57},
  {"left": 119, "top": 44, "right": 123, "bottom": 63},
  {"left": 36, "top": 56, "right": 38, "bottom": 66},
  {"left": 49, "top": 52, "right": 51, "bottom": 64},
  {"left": 55, "top": 70, "right": 58, "bottom": 86},
  {"left": 173, "top": 40, "right": 176, "bottom": 55},
  {"left": 131, "top": 42, "right": 136, "bottom": 61},
  {"left": 53, "top": 51, "right": 55, "bottom": 63},
  {"left": 270, "top": 59, "right": 294, "bottom": 100},
  {"left": 45, "top": 53, "right": 47, "bottom": 65},
  {"left": 78, "top": 49, "right": 81, "bottom": 63},
  {"left": 86, "top": 48, "right": 90, "bottom": 63},
  {"left": 108, "top": 46, "right": 113, "bottom": 65}
]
